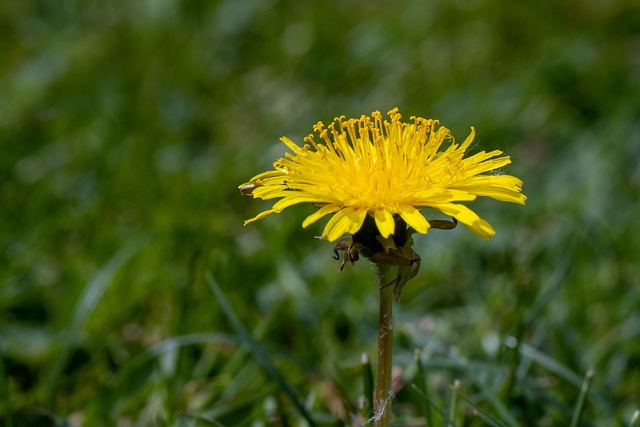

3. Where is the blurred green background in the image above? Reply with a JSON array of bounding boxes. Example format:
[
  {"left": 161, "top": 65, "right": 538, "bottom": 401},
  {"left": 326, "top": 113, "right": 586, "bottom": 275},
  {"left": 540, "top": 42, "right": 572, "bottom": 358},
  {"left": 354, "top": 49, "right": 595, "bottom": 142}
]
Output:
[{"left": 1, "top": 0, "right": 639, "bottom": 426}]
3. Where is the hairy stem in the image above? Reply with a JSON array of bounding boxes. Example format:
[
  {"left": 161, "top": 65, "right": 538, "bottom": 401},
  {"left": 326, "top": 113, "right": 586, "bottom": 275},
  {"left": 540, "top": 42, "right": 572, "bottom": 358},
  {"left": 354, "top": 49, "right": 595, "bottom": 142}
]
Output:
[{"left": 374, "top": 264, "right": 394, "bottom": 426}]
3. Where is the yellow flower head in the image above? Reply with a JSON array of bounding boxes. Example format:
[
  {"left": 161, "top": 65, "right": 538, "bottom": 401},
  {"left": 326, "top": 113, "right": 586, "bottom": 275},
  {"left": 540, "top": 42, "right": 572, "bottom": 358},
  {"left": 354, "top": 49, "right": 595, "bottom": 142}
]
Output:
[{"left": 240, "top": 108, "right": 526, "bottom": 242}]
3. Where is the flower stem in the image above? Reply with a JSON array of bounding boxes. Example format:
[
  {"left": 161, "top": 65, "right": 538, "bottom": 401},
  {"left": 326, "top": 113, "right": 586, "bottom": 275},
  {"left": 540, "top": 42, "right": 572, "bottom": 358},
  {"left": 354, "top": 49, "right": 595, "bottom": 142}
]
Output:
[{"left": 374, "top": 264, "right": 394, "bottom": 426}]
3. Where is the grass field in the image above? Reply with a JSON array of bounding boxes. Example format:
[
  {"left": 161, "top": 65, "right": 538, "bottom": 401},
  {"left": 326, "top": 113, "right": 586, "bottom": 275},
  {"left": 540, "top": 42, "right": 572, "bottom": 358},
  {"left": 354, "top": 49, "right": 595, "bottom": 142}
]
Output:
[{"left": 1, "top": 0, "right": 639, "bottom": 426}]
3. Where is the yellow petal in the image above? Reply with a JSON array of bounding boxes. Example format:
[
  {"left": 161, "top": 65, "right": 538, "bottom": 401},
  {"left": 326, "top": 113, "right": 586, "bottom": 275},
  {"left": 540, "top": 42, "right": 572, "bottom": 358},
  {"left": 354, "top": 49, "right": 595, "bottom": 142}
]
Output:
[
  {"left": 280, "top": 136, "right": 303, "bottom": 153},
  {"left": 462, "top": 152, "right": 510, "bottom": 174},
  {"left": 453, "top": 175, "right": 526, "bottom": 204},
  {"left": 459, "top": 127, "right": 476, "bottom": 152},
  {"left": 322, "top": 207, "right": 367, "bottom": 242},
  {"left": 243, "top": 170, "right": 286, "bottom": 185},
  {"left": 432, "top": 203, "right": 495, "bottom": 239},
  {"left": 251, "top": 186, "right": 288, "bottom": 199},
  {"left": 397, "top": 205, "right": 430, "bottom": 234},
  {"left": 374, "top": 209, "right": 395, "bottom": 238},
  {"left": 243, "top": 209, "right": 276, "bottom": 225},
  {"left": 271, "top": 194, "right": 325, "bottom": 211},
  {"left": 412, "top": 188, "right": 477, "bottom": 204},
  {"left": 302, "top": 204, "right": 341, "bottom": 228}
]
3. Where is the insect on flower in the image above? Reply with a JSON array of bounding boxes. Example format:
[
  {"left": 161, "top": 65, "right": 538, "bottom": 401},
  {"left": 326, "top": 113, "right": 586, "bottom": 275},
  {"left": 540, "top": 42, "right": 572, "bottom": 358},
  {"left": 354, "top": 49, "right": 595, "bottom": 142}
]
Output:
[{"left": 332, "top": 217, "right": 458, "bottom": 301}]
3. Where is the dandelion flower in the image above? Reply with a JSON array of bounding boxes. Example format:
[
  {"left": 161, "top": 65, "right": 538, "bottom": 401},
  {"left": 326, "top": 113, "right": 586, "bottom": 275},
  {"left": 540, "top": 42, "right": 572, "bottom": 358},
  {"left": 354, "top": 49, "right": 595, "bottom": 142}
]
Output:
[{"left": 240, "top": 108, "right": 525, "bottom": 242}]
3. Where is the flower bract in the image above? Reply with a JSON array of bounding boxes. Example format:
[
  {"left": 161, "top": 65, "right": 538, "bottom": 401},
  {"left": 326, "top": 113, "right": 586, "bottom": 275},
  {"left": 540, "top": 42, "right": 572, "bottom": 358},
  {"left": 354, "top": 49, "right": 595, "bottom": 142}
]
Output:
[{"left": 240, "top": 108, "right": 526, "bottom": 242}]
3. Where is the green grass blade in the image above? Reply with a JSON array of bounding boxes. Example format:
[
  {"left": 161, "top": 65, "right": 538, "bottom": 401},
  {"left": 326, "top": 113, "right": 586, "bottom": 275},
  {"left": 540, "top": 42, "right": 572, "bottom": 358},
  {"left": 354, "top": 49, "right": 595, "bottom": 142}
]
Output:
[
  {"left": 413, "top": 349, "right": 434, "bottom": 426},
  {"left": 177, "top": 412, "right": 227, "bottom": 427},
  {"left": 523, "top": 259, "right": 570, "bottom": 327},
  {"left": 569, "top": 369, "right": 594, "bottom": 427},
  {"left": 410, "top": 383, "right": 457, "bottom": 427},
  {"left": 519, "top": 343, "right": 610, "bottom": 412},
  {"left": 457, "top": 393, "right": 508, "bottom": 427},
  {"left": 361, "top": 353, "right": 374, "bottom": 419},
  {"left": 630, "top": 409, "right": 640, "bottom": 427},
  {"left": 448, "top": 380, "right": 460, "bottom": 426},
  {"left": 519, "top": 344, "right": 584, "bottom": 387},
  {"left": 113, "top": 332, "right": 237, "bottom": 391},
  {"left": 205, "top": 272, "right": 317, "bottom": 427},
  {"left": 468, "top": 371, "right": 519, "bottom": 427},
  {"left": 0, "top": 338, "right": 13, "bottom": 427},
  {"left": 44, "top": 236, "right": 149, "bottom": 406}
]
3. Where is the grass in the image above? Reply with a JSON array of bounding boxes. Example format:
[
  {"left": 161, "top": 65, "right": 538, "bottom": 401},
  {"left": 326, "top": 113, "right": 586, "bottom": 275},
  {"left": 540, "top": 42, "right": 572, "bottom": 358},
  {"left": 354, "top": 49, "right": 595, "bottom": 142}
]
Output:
[{"left": 1, "top": 0, "right": 639, "bottom": 425}]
